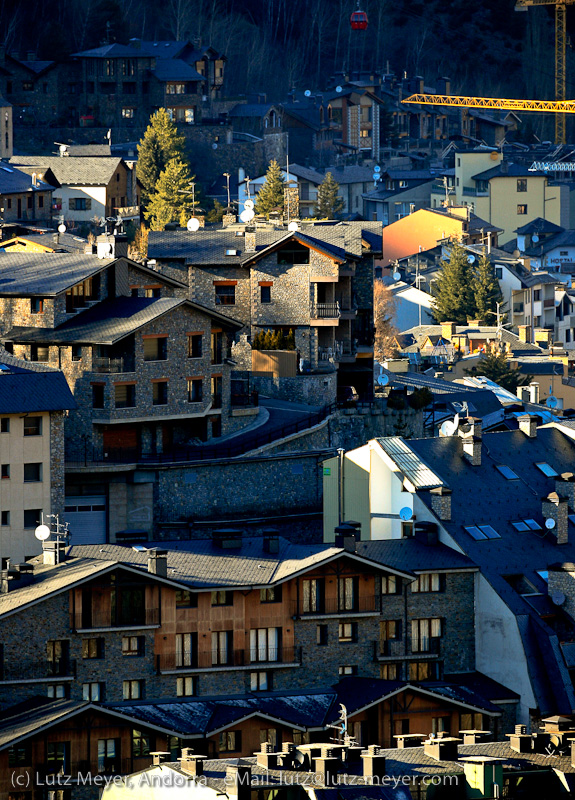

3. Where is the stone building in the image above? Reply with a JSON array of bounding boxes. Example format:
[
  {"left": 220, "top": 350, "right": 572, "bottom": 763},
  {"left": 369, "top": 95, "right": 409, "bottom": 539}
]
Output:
[{"left": 0, "top": 164, "right": 52, "bottom": 224}]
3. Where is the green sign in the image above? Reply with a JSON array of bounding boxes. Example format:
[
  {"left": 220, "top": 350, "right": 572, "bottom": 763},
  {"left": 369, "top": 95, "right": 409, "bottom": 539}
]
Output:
[{"left": 323, "top": 467, "right": 331, "bottom": 475}]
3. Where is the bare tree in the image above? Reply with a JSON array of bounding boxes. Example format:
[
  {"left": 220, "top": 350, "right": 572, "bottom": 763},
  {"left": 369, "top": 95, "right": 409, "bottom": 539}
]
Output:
[{"left": 374, "top": 280, "right": 398, "bottom": 362}]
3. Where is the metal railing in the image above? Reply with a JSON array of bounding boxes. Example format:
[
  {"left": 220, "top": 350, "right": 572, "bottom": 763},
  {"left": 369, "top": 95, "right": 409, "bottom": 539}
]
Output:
[
  {"left": 310, "top": 302, "right": 341, "bottom": 319},
  {"left": 156, "top": 646, "right": 301, "bottom": 672},
  {"left": 74, "top": 608, "right": 160, "bottom": 630},
  {"left": 292, "top": 595, "right": 380, "bottom": 617},
  {"left": 374, "top": 637, "right": 441, "bottom": 660},
  {"left": 92, "top": 356, "right": 135, "bottom": 374},
  {"left": 0, "top": 658, "right": 76, "bottom": 681}
]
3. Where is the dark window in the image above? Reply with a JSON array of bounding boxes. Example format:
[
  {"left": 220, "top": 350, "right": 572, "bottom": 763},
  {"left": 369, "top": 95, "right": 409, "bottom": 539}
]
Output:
[
  {"left": 260, "top": 285, "right": 272, "bottom": 303},
  {"left": 8, "top": 744, "right": 31, "bottom": 767},
  {"left": 47, "top": 683, "right": 69, "bottom": 699},
  {"left": 68, "top": 197, "right": 91, "bottom": 211},
  {"left": 215, "top": 284, "right": 236, "bottom": 305},
  {"left": 115, "top": 384, "right": 136, "bottom": 408},
  {"left": 219, "top": 731, "right": 241, "bottom": 752},
  {"left": 47, "top": 640, "right": 69, "bottom": 675},
  {"left": 188, "top": 334, "right": 202, "bottom": 358},
  {"left": 30, "top": 298, "right": 44, "bottom": 314},
  {"left": 302, "top": 578, "right": 324, "bottom": 613},
  {"left": 211, "top": 375, "right": 222, "bottom": 409},
  {"left": 82, "top": 638, "right": 104, "bottom": 659},
  {"left": 409, "top": 661, "right": 439, "bottom": 680},
  {"left": 152, "top": 381, "right": 168, "bottom": 405},
  {"left": 143, "top": 337, "right": 167, "bottom": 361},
  {"left": 211, "top": 330, "right": 224, "bottom": 363},
  {"left": 22, "top": 81, "right": 34, "bottom": 92},
  {"left": 277, "top": 243, "right": 310, "bottom": 265},
  {"left": 176, "top": 589, "right": 198, "bottom": 608},
  {"left": 24, "top": 417, "right": 42, "bottom": 436},
  {"left": 533, "top": 290, "right": 541, "bottom": 301},
  {"left": 39, "top": 195, "right": 44, "bottom": 208},
  {"left": 71, "top": 344, "right": 82, "bottom": 361},
  {"left": 260, "top": 586, "right": 282, "bottom": 603},
  {"left": 517, "top": 179, "right": 527, "bottom": 192},
  {"left": 92, "top": 384, "right": 105, "bottom": 409},
  {"left": 47, "top": 742, "right": 70, "bottom": 773},
  {"left": 24, "top": 509, "right": 41, "bottom": 528},
  {"left": 1, "top": 419, "right": 9, "bottom": 433},
  {"left": 317, "top": 624, "right": 328, "bottom": 645},
  {"left": 211, "top": 590, "right": 232, "bottom": 606},
  {"left": 30, "top": 344, "right": 49, "bottom": 362},
  {"left": 132, "top": 729, "right": 151, "bottom": 757},
  {"left": 495, "top": 267, "right": 502, "bottom": 279},
  {"left": 27, "top": 196, "right": 33, "bottom": 209},
  {"left": 187, "top": 378, "right": 203, "bottom": 403},
  {"left": 97, "top": 738, "right": 119, "bottom": 773},
  {"left": 23, "top": 463, "right": 42, "bottom": 482},
  {"left": 1, "top": 464, "right": 9, "bottom": 479},
  {"left": 1, "top": 511, "right": 9, "bottom": 525}
]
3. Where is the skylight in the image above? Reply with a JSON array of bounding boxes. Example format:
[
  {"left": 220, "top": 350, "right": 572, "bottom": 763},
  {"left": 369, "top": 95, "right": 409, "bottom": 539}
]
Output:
[
  {"left": 537, "top": 570, "right": 549, "bottom": 583},
  {"left": 225, "top": 249, "right": 238, "bottom": 256},
  {"left": 535, "top": 462, "right": 558, "bottom": 477},
  {"left": 477, "top": 525, "right": 501, "bottom": 539},
  {"left": 524, "top": 519, "right": 541, "bottom": 530},
  {"left": 464, "top": 526, "right": 487, "bottom": 540},
  {"left": 464, "top": 525, "right": 501, "bottom": 541},
  {"left": 512, "top": 521, "right": 529, "bottom": 532},
  {"left": 569, "top": 515, "right": 575, "bottom": 526},
  {"left": 496, "top": 465, "right": 519, "bottom": 480}
]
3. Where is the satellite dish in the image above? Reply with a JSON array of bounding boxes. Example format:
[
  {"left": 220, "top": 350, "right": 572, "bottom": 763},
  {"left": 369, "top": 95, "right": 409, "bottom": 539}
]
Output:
[
  {"left": 288, "top": 221, "right": 299, "bottom": 232},
  {"left": 304, "top": 90, "right": 311, "bottom": 97},
  {"left": 532, "top": 234, "right": 539, "bottom": 243},
  {"left": 374, "top": 165, "right": 381, "bottom": 173},
  {"left": 467, "top": 255, "right": 475, "bottom": 264},
  {"left": 378, "top": 373, "right": 389, "bottom": 387},
  {"left": 58, "top": 223, "right": 66, "bottom": 234},
  {"left": 240, "top": 208, "right": 255, "bottom": 223},
  {"left": 399, "top": 507, "right": 413, "bottom": 521},
  {"left": 440, "top": 419, "right": 457, "bottom": 436},
  {"left": 59, "top": 144, "right": 67, "bottom": 155},
  {"left": 372, "top": 172, "right": 380, "bottom": 181},
  {"left": 212, "top": 142, "right": 218, "bottom": 150},
  {"left": 545, "top": 518, "right": 556, "bottom": 530},
  {"left": 336, "top": 85, "right": 343, "bottom": 93},
  {"left": 393, "top": 271, "right": 401, "bottom": 281},
  {"left": 244, "top": 199, "right": 255, "bottom": 210},
  {"left": 35, "top": 524, "right": 51, "bottom": 541},
  {"left": 187, "top": 217, "right": 200, "bottom": 232},
  {"left": 547, "top": 395, "right": 558, "bottom": 409},
  {"left": 552, "top": 591, "right": 566, "bottom": 606}
]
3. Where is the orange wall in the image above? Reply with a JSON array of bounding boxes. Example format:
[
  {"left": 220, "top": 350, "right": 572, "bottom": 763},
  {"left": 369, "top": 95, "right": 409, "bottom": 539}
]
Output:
[{"left": 382, "top": 210, "right": 464, "bottom": 267}]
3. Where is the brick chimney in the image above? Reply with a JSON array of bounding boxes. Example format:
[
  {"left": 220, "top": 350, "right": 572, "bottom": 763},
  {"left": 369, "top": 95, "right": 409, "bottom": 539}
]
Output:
[
  {"left": 517, "top": 325, "right": 531, "bottom": 344},
  {"left": 518, "top": 413, "right": 537, "bottom": 438},
  {"left": 180, "top": 749, "right": 205, "bottom": 776},
  {"left": 147, "top": 548, "right": 168, "bottom": 577},
  {"left": 542, "top": 492, "right": 569, "bottom": 545},
  {"left": 556, "top": 473, "right": 575, "bottom": 511},
  {"left": 244, "top": 231, "right": 256, "bottom": 253},
  {"left": 423, "top": 735, "right": 461, "bottom": 761},
  {"left": 314, "top": 746, "right": 339, "bottom": 786},
  {"left": 458, "top": 417, "right": 482, "bottom": 466},
  {"left": 430, "top": 486, "right": 452, "bottom": 521},
  {"left": 361, "top": 745, "right": 386, "bottom": 779},
  {"left": 441, "top": 321, "right": 457, "bottom": 339}
]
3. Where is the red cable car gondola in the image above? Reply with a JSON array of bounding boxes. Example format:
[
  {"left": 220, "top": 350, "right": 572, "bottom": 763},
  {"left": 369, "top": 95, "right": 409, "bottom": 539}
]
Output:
[{"left": 350, "top": 5, "right": 368, "bottom": 31}]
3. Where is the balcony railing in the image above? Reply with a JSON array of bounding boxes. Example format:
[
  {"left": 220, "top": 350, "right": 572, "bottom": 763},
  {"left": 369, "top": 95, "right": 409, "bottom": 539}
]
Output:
[
  {"left": 0, "top": 658, "right": 76, "bottom": 681},
  {"left": 156, "top": 646, "right": 302, "bottom": 672},
  {"left": 114, "top": 205, "right": 140, "bottom": 218},
  {"left": 513, "top": 304, "right": 524, "bottom": 314},
  {"left": 544, "top": 298, "right": 555, "bottom": 308},
  {"left": 374, "top": 637, "right": 441, "bottom": 660},
  {"left": 292, "top": 595, "right": 380, "bottom": 618},
  {"left": 74, "top": 608, "right": 160, "bottom": 630},
  {"left": 92, "top": 356, "right": 135, "bottom": 373},
  {"left": 310, "top": 302, "right": 341, "bottom": 320}
]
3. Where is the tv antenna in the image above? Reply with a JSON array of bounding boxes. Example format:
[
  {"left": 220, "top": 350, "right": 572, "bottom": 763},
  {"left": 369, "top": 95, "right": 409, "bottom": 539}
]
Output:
[{"left": 35, "top": 513, "right": 70, "bottom": 564}]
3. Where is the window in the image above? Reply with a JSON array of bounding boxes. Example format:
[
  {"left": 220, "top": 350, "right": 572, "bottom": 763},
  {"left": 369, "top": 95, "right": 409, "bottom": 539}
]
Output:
[
  {"left": 251, "top": 671, "right": 271, "bottom": 691},
  {"left": 536, "top": 462, "right": 558, "bottom": 477},
  {"left": 411, "top": 618, "right": 442, "bottom": 652},
  {"left": 115, "top": 384, "right": 136, "bottom": 408},
  {"left": 380, "top": 619, "right": 400, "bottom": 641},
  {"left": 260, "top": 586, "right": 282, "bottom": 603},
  {"left": 68, "top": 197, "right": 91, "bottom": 211},
  {"left": 1, "top": 419, "right": 9, "bottom": 433},
  {"left": 8, "top": 744, "right": 31, "bottom": 767},
  {"left": 188, "top": 334, "right": 203, "bottom": 358},
  {"left": 177, "top": 676, "right": 196, "bottom": 696},
  {"left": 517, "top": 179, "right": 527, "bottom": 192},
  {"left": 143, "top": 336, "right": 167, "bottom": 361},
  {"left": 24, "top": 463, "right": 42, "bottom": 482},
  {"left": 122, "top": 636, "right": 144, "bottom": 656},
  {"left": 211, "top": 330, "right": 224, "bottom": 364},
  {"left": 567, "top": 330, "right": 572, "bottom": 343},
  {"left": 432, "top": 717, "right": 451, "bottom": 735},
  {"left": 533, "top": 290, "right": 541, "bottom": 301},
  {"left": 71, "top": 344, "right": 82, "bottom": 362},
  {"left": 97, "top": 738, "right": 119, "bottom": 773},
  {"left": 380, "top": 663, "right": 398, "bottom": 680},
  {"left": 167, "top": 82, "right": 186, "bottom": 94},
  {"left": 394, "top": 719, "right": 410, "bottom": 735},
  {"left": 123, "top": 680, "right": 143, "bottom": 699},
  {"left": 460, "top": 712, "right": 484, "bottom": 731},
  {"left": 211, "top": 590, "right": 232, "bottom": 606},
  {"left": 517, "top": 204, "right": 528, "bottom": 215},
  {"left": 1, "top": 464, "right": 9, "bottom": 480},
  {"left": 47, "top": 742, "right": 70, "bottom": 774},
  {"left": 176, "top": 632, "right": 195, "bottom": 667},
  {"left": 24, "top": 417, "right": 42, "bottom": 436},
  {"left": 338, "top": 622, "right": 357, "bottom": 642},
  {"left": 219, "top": 731, "right": 241, "bottom": 752},
  {"left": 560, "top": 250, "right": 569, "bottom": 256},
  {"left": 496, "top": 464, "right": 519, "bottom": 480},
  {"left": 302, "top": 578, "right": 324, "bottom": 613},
  {"left": 260, "top": 728, "right": 279, "bottom": 749},
  {"left": 83, "top": 681, "right": 103, "bottom": 701},
  {"left": 211, "top": 375, "right": 222, "bottom": 409},
  {"left": 524, "top": 518, "right": 542, "bottom": 530},
  {"left": 260, "top": 285, "right": 272, "bottom": 303},
  {"left": 409, "top": 661, "right": 438, "bottom": 680},
  {"left": 317, "top": 624, "right": 328, "bottom": 645},
  {"left": 132, "top": 729, "right": 151, "bottom": 758},
  {"left": 23, "top": 509, "right": 41, "bottom": 528},
  {"left": 27, "top": 196, "right": 33, "bottom": 209},
  {"left": 122, "top": 108, "right": 135, "bottom": 118},
  {"left": 276, "top": 243, "right": 310, "bottom": 265},
  {"left": 82, "top": 638, "right": 104, "bottom": 659},
  {"left": 215, "top": 284, "right": 236, "bottom": 305},
  {"left": 152, "top": 381, "right": 168, "bottom": 405},
  {"left": 187, "top": 378, "right": 203, "bottom": 403},
  {"left": 30, "top": 298, "right": 44, "bottom": 314},
  {"left": 92, "top": 384, "right": 105, "bottom": 409},
  {"left": 1, "top": 511, "right": 9, "bottom": 526},
  {"left": 212, "top": 630, "right": 233, "bottom": 665},
  {"left": 495, "top": 267, "right": 503, "bottom": 279},
  {"left": 338, "top": 576, "right": 358, "bottom": 611},
  {"left": 30, "top": 344, "right": 49, "bottom": 362},
  {"left": 339, "top": 665, "right": 358, "bottom": 676},
  {"left": 22, "top": 81, "right": 34, "bottom": 92},
  {"left": 463, "top": 524, "right": 500, "bottom": 541},
  {"left": 381, "top": 575, "right": 399, "bottom": 594},
  {"left": 412, "top": 573, "right": 442, "bottom": 592},
  {"left": 47, "top": 684, "right": 68, "bottom": 699},
  {"left": 176, "top": 589, "right": 197, "bottom": 607},
  {"left": 144, "top": 286, "right": 161, "bottom": 298},
  {"left": 250, "top": 627, "right": 280, "bottom": 662},
  {"left": 47, "top": 640, "right": 69, "bottom": 675}
]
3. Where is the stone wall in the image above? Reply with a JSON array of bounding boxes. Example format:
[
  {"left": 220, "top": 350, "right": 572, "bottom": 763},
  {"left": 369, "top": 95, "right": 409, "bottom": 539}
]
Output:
[
  {"left": 548, "top": 565, "right": 575, "bottom": 623},
  {"left": 50, "top": 410, "right": 66, "bottom": 521},
  {"left": 247, "top": 371, "right": 338, "bottom": 406}
]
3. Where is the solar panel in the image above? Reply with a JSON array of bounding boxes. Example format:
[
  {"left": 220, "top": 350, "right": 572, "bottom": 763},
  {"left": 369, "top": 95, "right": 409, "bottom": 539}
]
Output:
[
  {"left": 496, "top": 465, "right": 519, "bottom": 480},
  {"left": 464, "top": 526, "right": 488, "bottom": 540}
]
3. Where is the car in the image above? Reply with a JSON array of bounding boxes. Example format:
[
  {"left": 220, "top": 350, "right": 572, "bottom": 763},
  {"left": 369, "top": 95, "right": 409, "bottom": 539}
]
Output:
[{"left": 337, "top": 385, "right": 359, "bottom": 406}]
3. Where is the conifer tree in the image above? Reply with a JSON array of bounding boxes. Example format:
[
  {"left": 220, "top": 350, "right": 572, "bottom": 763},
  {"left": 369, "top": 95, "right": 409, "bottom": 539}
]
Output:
[
  {"left": 254, "top": 160, "right": 285, "bottom": 217},
  {"left": 137, "top": 109, "right": 188, "bottom": 204},
  {"left": 465, "top": 350, "right": 532, "bottom": 393},
  {"left": 472, "top": 249, "right": 506, "bottom": 325},
  {"left": 431, "top": 241, "right": 476, "bottom": 325},
  {"left": 144, "top": 158, "right": 194, "bottom": 231},
  {"left": 314, "top": 172, "right": 344, "bottom": 219}
]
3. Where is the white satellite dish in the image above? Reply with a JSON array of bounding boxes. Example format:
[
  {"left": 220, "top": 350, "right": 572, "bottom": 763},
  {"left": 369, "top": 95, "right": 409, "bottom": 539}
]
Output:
[
  {"left": 393, "top": 271, "right": 401, "bottom": 281},
  {"left": 552, "top": 591, "right": 566, "bottom": 606},
  {"left": 546, "top": 395, "right": 558, "bottom": 409},
  {"left": 304, "top": 90, "right": 311, "bottom": 97},
  {"left": 336, "top": 85, "right": 343, "bottom": 93},
  {"left": 440, "top": 419, "right": 457, "bottom": 436},
  {"left": 545, "top": 518, "right": 556, "bottom": 530},
  {"left": 58, "top": 223, "right": 66, "bottom": 234},
  {"left": 399, "top": 507, "right": 413, "bottom": 521},
  {"left": 35, "top": 524, "right": 51, "bottom": 541},
  {"left": 372, "top": 172, "right": 380, "bottom": 181},
  {"left": 187, "top": 217, "right": 200, "bottom": 232},
  {"left": 240, "top": 208, "right": 255, "bottom": 223},
  {"left": 467, "top": 255, "right": 475, "bottom": 264},
  {"left": 244, "top": 199, "right": 255, "bottom": 210},
  {"left": 374, "top": 165, "right": 381, "bottom": 173},
  {"left": 532, "top": 234, "right": 539, "bottom": 243},
  {"left": 288, "top": 221, "right": 299, "bottom": 232}
]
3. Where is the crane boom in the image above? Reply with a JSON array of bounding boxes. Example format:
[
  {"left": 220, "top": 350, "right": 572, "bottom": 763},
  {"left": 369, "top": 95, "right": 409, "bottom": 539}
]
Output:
[{"left": 403, "top": 94, "right": 575, "bottom": 113}]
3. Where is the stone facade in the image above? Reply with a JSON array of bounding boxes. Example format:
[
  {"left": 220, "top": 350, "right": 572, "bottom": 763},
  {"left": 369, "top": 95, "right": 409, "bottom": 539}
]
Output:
[
  {"left": 247, "top": 371, "right": 338, "bottom": 406},
  {"left": 50, "top": 410, "right": 66, "bottom": 523}
]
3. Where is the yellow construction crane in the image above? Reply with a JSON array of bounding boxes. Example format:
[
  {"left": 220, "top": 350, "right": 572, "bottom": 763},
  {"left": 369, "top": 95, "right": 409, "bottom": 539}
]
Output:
[
  {"left": 515, "top": 0, "right": 575, "bottom": 143},
  {"left": 403, "top": 94, "right": 575, "bottom": 113}
]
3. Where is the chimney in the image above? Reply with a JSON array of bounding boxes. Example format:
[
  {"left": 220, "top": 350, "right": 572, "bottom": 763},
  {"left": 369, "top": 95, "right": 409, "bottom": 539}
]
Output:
[
  {"left": 436, "top": 77, "right": 451, "bottom": 96},
  {"left": 460, "top": 730, "right": 492, "bottom": 745},
  {"left": 151, "top": 751, "right": 170, "bottom": 766},
  {"left": 507, "top": 725, "right": 532, "bottom": 753},
  {"left": 441, "top": 321, "right": 457, "bottom": 339},
  {"left": 542, "top": 491, "right": 569, "bottom": 545},
  {"left": 430, "top": 487, "right": 452, "bottom": 521},
  {"left": 0, "top": 570, "right": 9, "bottom": 593},
  {"left": 394, "top": 734, "right": 426, "bottom": 749},
  {"left": 147, "top": 548, "right": 168, "bottom": 577},
  {"left": 222, "top": 213, "right": 236, "bottom": 228},
  {"left": 43, "top": 541, "right": 67, "bottom": 566},
  {"left": 518, "top": 413, "right": 537, "bottom": 438},
  {"left": 361, "top": 745, "right": 386, "bottom": 779},
  {"left": 556, "top": 473, "right": 575, "bottom": 511},
  {"left": 180, "top": 750, "right": 205, "bottom": 776},
  {"left": 314, "top": 746, "right": 339, "bottom": 786},
  {"left": 244, "top": 231, "right": 256, "bottom": 253},
  {"left": 226, "top": 762, "right": 252, "bottom": 800},
  {"left": 257, "top": 743, "right": 279, "bottom": 770},
  {"left": 458, "top": 417, "right": 482, "bottom": 466},
  {"left": 423, "top": 736, "right": 461, "bottom": 761},
  {"left": 517, "top": 325, "right": 531, "bottom": 344}
]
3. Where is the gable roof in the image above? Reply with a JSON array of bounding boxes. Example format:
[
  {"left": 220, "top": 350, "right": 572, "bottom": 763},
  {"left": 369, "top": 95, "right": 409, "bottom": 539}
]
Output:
[
  {"left": 0, "top": 165, "right": 51, "bottom": 195},
  {"left": 398, "top": 323, "right": 545, "bottom": 357},
  {"left": 515, "top": 217, "right": 564, "bottom": 236},
  {"left": 0, "top": 252, "right": 114, "bottom": 296},
  {"left": 0, "top": 699, "right": 90, "bottom": 750},
  {"left": 0, "top": 352, "right": 76, "bottom": 413},
  {"left": 71, "top": 43, "right": 142, "bottom": 58},
  {"left": 9, "top": 156, "right": 125, "bottom": 186}
]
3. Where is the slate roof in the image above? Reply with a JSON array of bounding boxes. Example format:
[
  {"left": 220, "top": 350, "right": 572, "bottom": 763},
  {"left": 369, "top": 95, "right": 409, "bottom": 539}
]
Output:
[
  {"left": 288, "top": 163, "right": 325, "bottom": 184},
  {"left": 9, "top": 156, "right": 124, "bottom": 186},
  {"left": 0, "top": 353, "right": 76, "bottom": 413},
  {"left": 472, "top": 163, "right": 547, "bottom": 181},
  {"left": 0, "top": 252, "right": 113, "bottom": 295},
  {"left": 327, "top": 166, "right": 378, "bottom": 184},
  {"left": 152, "top": 59, "right": 204, "bottom": 81},
  {"left": 0, "top": 699, "right": 89, "bottom": 750},
  {"left": 15, "top": 60, "right": 55, "bottom": 75},
  {"left": 63, "top": 145, "right": 112, "bottom": 157},
  {"left": 228, "top": 103, "right": 274, "bottom": 118},
  {"left": 71, "top": 44, "right": 141, "bottom": 58},
  {"left": 0, "top": 165, "right": 51, "bottom": 195},
  {"left": 0, "top": 232, "right": 89, "bottom": 253},
  {"left": 516, "top": 217, "right": 564, "bottom": 236},
  {"left": 398, "top": 324, "right": 545, "bottom": 357},
  {"left": 524, "top": 229, "right": 575, "bottom": 257}
]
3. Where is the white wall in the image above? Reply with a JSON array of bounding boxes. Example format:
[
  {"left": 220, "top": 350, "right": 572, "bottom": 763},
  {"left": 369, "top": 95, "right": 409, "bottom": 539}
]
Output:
[
  {"left": 56, "top": 185, "right": 107, "bottom": 223},
  {"left": 391, "top": 282, "right": 435, "bottom": 330},
  {"left": 369, "top": 444, "right": 412, "bottom": 539}
]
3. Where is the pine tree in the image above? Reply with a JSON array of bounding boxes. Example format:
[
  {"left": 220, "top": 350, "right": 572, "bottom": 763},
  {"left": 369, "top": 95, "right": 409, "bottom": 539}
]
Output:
[
  {"left": 314, "top": 172, "right": 344, "bottom": 219},
  {"left": 472, "top": 249, "right": 506, "bottom": 325},
  {"left": 465, "top": 350, "right": 533, "bottom": 393},
  {"left": 144, "top": 159, "right": 194, "bottom": 231},
  {"left": 432, "top": 241, "right": 476, "bottom": 325},
  {"left": 137, "top": 109, "right": 188, "bottom": 204},
  {"left": 254, "top": 160, "right": 285, "bottom": 217},
  {"left": 206, "top": 199, "right": 225, "bottom": 224}
]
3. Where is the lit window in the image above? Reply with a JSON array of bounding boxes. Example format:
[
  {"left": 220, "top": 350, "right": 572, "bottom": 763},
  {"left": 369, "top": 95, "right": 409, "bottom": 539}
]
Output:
[
  {"left": 381, "top": 575, "right": 399, "bottom": 594},
  {"left": 338, "top": 665, "right": 358, "bottom": 676},
  {"left": 496, "top": 465, "right": 519, "bottom": 480},
  {"left": 517, "top": 204, "right": 528, "bottom": 215},
  {"left": 177, "top": 676, "right": 196, "bottom": 696},
  {"left": 535, "top": 462, "right": 558, "bottom": 477},
  {"left": 122, "top": 108, "right": 135, "bottom": 118},
  {"left": 412, "top": 573, "right": 442, "bottom": 592}
]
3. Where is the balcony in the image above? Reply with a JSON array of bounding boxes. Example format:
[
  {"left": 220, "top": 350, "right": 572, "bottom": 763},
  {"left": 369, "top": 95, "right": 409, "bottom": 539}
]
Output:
[
  {"left": 292, "top": 595, "right": 380, "bottom": 619},
  {"left": 544, "top": 298, "right": 555, "bottom": 309},
  {"left": 0, "top": 658, "right": 76, "bottom": 682},
  {"left": 156, "top": 646, "right": 302, "bottom": 673},
  {"left": 374, "top": 637, "right": 441, "bottom": 660},
  {"left": 92, "top": 356, "right": 135, "bottom": 373},
  {"left": 513, "top": 304, "right": 524, "bottom": 314},
  {"left": 310, "top": 302, "right": 341, "bottom": 321},
  {"left": 114, "top": 205, "right": 140, "bottom": 219},
  {"left": 74, "top": 608, "right": 160, "bottom": 631}
]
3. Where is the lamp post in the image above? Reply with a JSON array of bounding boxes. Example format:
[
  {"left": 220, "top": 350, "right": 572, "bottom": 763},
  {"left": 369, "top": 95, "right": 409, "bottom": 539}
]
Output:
[{"left": 223, "top": 172, "right": 231, "bottom": 210}]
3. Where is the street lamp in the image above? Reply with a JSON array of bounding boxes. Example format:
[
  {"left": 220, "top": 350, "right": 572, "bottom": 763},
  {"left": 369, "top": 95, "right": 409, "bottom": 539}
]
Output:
[{"left": 223, "top": 172, "right": 231, "bottom": 211}]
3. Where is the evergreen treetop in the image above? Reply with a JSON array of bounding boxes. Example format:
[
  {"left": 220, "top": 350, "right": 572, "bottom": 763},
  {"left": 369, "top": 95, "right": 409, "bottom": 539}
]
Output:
[
  {"left": 143, "top": 158, "right": 194, "bottom": 231},
  {"left": 472, "top": 248, "right": 506, "bottom": 326},
  {"left": 254, "top": 160, "right": 285, "bottom": 217},
  {"left": 431, "top": 241, "right": 476, "bottom": 325},
  {"left": 465, "top": 349, "right": 533, "bottom": 393},
  {"left": 314, "top": 172, "right": 344, "bottom": 219},
  {"left": 137, "top": 109, "right": 188, "bottom": 204}
]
